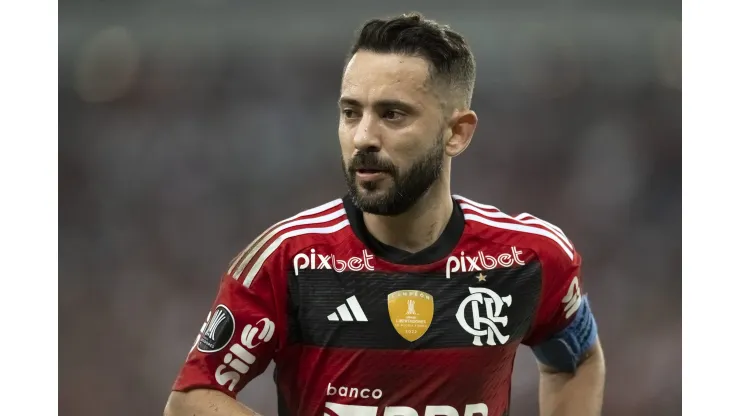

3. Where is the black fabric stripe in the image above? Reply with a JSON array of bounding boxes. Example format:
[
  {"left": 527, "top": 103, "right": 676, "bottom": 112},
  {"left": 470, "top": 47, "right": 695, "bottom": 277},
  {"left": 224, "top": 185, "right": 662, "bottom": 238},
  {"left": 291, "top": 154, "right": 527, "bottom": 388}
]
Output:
[{"left": 286, "top": 261, "right": 542, "bottom": 350}]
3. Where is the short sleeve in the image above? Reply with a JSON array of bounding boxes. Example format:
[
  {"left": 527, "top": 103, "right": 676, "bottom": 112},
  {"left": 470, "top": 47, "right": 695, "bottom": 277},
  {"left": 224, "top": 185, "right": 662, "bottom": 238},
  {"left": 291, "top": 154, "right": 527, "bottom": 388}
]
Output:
[
  {"left": 172, "top": 250, "right": 287, "bottom": 397},
  {"left": 522, "top": 246, "right": 584, "bottom": 347}
]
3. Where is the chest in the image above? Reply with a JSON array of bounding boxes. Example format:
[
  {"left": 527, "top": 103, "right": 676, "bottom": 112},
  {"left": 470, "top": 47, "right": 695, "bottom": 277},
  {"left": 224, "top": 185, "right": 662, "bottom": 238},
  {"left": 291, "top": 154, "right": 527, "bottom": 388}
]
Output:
[{"left": 285, "top": 258, "right": 543, "bottom": 350}]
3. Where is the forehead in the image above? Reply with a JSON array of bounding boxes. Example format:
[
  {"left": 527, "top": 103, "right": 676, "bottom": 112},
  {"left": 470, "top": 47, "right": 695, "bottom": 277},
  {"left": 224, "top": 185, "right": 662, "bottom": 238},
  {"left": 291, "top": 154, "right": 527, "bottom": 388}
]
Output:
[{"left": 341, "top": 51, "right": 435, "bottom": 105}]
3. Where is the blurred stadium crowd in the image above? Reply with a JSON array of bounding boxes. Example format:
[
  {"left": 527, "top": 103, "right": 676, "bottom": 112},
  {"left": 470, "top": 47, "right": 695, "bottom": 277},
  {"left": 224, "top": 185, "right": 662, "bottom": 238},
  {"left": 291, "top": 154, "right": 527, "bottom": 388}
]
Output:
[{"left": 59, "top": 1, "right": 680, "bottom": 415}]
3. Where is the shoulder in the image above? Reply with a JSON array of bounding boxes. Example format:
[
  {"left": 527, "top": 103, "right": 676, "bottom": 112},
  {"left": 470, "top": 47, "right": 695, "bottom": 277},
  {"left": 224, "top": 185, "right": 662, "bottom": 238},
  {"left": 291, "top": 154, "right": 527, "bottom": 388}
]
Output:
[
  {"left": 228, "top": 198, "right": 350, "bottom": 287},
  {"left": 454, "top": 194, "right": 579, "bottom": 270}
]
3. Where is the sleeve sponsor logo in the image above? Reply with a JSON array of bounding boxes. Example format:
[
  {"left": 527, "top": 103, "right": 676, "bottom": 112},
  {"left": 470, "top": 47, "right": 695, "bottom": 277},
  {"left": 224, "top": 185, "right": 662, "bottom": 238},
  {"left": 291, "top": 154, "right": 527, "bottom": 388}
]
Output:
[
  {"left": 214, "top": 317, "right": 275, "bottom": 392},
  {"left": 561, "top": 276, "right": 582, "bottom": 319}
]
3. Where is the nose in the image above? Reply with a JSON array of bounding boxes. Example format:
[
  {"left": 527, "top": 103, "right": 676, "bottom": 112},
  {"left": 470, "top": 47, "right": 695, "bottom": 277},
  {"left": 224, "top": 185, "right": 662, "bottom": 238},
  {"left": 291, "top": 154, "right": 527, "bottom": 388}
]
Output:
[{"left": 353, "top": 113, "right": 381, "bottom": 153}]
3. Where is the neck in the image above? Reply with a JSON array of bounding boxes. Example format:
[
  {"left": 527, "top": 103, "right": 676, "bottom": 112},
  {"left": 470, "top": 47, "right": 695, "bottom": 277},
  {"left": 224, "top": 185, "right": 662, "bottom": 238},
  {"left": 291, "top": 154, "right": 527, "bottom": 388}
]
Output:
[{"left": 363, "top": 180, "right": 453, "bottom": 253}]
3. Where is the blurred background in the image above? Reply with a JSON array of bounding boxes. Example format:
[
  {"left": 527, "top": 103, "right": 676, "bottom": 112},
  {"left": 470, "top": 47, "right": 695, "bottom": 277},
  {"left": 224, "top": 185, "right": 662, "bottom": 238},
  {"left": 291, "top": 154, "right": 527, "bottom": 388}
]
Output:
[{"left": 59, "top": 0, "right": 681, "bottom": 415}]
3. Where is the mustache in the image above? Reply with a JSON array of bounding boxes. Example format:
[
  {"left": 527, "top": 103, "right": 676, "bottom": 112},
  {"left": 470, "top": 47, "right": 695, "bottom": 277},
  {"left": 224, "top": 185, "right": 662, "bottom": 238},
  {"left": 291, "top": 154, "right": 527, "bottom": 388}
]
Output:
[{"left": 348, "top": 152, "right": 396, "bottom": 173}]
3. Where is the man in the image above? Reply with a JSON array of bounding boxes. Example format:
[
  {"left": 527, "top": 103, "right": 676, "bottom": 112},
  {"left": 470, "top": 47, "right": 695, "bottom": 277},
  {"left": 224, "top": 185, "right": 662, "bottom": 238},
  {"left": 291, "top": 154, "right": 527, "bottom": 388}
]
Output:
[{"left": 165, "top": 12, "right": 605, "bottom": 416}]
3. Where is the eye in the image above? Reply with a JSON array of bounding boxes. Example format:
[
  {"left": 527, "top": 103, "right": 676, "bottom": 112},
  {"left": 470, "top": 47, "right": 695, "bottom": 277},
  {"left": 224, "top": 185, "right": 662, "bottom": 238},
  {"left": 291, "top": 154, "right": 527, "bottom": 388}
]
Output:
[
  {"left": 342, "top": 109, "right": 359, "bottom": 119},
  {"left": 382, "top": 110, "right": 404, "bottom": 121}
]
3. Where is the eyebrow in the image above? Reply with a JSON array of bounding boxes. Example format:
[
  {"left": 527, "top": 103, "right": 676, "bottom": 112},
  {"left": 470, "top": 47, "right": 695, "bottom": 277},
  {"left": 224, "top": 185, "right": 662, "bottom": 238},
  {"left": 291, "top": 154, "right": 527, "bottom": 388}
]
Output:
[{"left": 338, "top": 97, "right": 417, "bottom": 113}]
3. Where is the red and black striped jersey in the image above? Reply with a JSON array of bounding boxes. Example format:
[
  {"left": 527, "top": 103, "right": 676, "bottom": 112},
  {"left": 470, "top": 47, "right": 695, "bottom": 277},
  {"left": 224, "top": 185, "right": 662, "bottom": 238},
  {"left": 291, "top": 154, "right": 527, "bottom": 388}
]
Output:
[{"left": 172, "top": 195, "right": 583, "bottom": 416}]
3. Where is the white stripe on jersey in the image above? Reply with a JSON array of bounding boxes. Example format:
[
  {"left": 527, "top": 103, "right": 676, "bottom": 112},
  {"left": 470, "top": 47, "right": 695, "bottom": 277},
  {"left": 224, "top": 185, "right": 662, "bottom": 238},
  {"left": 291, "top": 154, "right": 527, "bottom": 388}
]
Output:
[
  {"left": 457, "top": 202, "right": 511, "bottom": 220},
  {"left": 515, "top": 213, "right": 573, "bottom": 250},
  {"left": 242, "top": 219, "right": 351, "bottom": 287},
  {"left": 463, "top": 213, "right": 574, "bottom": 261},
  {"left": 231, "top": 199, "right": 345, "bottom": 279},
  {"left": 459, "top": 200, "right": 573, "bottom": 251},
  {"left": 453, "top": 195, "right": 504, "bottom": 212},
  {"left": 454, "top": 195, "right": 574, "bottom": 261}
]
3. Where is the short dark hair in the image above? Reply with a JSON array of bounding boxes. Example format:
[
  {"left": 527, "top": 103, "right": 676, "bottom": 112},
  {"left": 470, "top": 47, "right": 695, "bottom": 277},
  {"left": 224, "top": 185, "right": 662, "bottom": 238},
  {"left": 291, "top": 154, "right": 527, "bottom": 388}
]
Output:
[{"left": 347, "top": 12, "right": 476, "bottom": 109}]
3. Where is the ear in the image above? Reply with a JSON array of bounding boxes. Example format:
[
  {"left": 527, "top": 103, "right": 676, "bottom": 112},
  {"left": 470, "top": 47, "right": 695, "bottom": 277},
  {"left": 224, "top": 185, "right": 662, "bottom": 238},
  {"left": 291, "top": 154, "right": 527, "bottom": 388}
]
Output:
[{"left": 444, "top": 110, "right": 478, "bottom": 157}]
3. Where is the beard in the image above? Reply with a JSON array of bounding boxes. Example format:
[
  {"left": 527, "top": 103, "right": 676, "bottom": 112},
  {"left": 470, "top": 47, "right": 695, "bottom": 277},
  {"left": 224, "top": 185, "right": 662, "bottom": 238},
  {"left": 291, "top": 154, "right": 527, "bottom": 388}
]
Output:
[{"left": 343, "top": 134, "right": 445, "bottom": 217}]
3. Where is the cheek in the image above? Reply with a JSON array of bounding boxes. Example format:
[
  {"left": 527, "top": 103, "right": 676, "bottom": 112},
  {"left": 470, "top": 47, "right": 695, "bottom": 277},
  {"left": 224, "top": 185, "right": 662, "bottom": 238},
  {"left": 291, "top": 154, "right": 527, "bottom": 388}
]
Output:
[
  {"left": 337, "top": 128, "right": 355, "bottom": 161},
  {"left": 388, "top": 131, "right": 429, "bottom": 161}
]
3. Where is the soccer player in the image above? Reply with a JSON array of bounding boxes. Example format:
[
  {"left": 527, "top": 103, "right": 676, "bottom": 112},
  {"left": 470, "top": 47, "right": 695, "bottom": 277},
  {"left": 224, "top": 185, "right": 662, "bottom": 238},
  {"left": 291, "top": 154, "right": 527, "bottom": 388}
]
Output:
[{"left": 164, "top": 12, "right": 605, "bottom": 416}]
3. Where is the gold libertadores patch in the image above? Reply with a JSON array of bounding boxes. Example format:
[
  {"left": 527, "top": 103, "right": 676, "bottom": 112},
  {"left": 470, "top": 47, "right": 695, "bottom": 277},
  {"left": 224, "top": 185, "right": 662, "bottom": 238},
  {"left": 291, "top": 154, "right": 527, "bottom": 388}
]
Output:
[{"left": 387, "top": 290, "right": 434, "bottom": 342}]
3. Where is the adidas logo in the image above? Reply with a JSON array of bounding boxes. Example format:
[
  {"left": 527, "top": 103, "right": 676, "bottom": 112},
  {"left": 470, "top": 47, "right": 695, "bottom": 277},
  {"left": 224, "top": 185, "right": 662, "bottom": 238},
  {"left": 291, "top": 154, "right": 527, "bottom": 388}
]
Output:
[{"left": 327, "top": 295, "right": 368, "bottom": 322}]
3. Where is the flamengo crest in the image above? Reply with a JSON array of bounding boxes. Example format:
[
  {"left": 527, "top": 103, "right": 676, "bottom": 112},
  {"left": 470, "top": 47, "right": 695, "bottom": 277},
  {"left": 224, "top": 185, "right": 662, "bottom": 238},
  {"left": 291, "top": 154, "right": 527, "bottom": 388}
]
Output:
[{"left": 456, "top": 287, "right": 512, "bottom": 346}]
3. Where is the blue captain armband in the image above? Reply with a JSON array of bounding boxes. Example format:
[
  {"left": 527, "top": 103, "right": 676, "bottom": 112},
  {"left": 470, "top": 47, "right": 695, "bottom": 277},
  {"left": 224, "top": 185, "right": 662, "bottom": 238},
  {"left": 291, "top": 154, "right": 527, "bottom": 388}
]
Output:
[{"left": 532, "top": 296, "right": 598, "bottom": 373}]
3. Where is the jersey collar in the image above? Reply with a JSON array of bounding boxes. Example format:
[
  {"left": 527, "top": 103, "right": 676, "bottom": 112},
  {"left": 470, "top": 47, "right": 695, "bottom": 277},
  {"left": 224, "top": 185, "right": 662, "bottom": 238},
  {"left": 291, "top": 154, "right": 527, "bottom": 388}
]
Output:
[{"left": 342, "top": 194, "right": 465, "bottom": 265}]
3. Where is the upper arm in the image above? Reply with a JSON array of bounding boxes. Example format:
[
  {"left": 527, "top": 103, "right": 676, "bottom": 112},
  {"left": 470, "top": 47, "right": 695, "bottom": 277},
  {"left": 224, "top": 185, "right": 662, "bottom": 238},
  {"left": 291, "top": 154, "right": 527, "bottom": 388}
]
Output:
[
  {"left": 171, "top": 244, "right": 287, "bottom": 398},
  {"left": 522, "top": 236, "right": 599, "bottom": 373},
  {"left": 536, "top": 336, "right": 603, "bottom": 375},
  {"left": 164, "top": 389, "right": 257, "bottom": 416}
]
